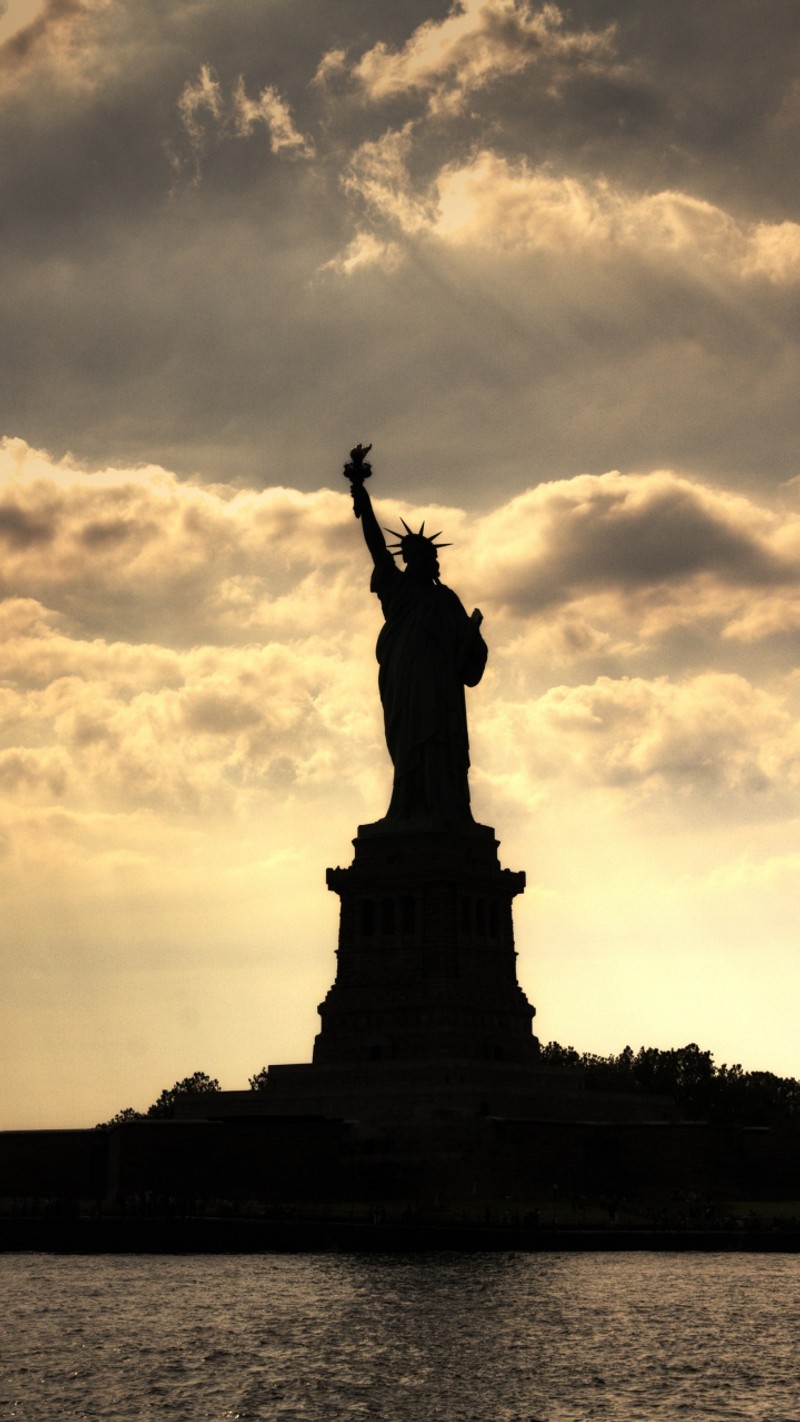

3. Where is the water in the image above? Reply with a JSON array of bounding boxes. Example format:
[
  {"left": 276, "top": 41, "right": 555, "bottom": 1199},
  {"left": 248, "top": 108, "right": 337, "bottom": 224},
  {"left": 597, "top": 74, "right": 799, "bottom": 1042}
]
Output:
[{"left": 1, "top": 1252, "right": 797, "bottom": 1421}]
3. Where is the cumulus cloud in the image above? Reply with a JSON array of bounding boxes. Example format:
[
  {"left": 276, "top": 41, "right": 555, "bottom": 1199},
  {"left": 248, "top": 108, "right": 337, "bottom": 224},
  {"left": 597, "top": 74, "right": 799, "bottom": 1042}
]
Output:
[
  {"left": 320, "top": 0, "right": 615, "bottom": 115},
  {"left": 5, "top": 442, "right": 800, "bottom": 842},
  {"left": 339, "top": 141, "right": 800, "bottom": 285},
  {"left": 477, "top": 671, "right": 800, "bottom": 823},
  {"left": 0, "top": 441, "right": 393, "bottom": 821},
  {"left": 0, "top": 596, "right": 384, "bottom": 819},
  {"left": 469, "top": 470, "right": 797, "bottom": 625},
  {"left": 0, "top": 437, "right": 362, "bottom": 643},
  {"left": 433, "top": 156, "right": 800, "bottom": 285},
  {"left": 8, "top": 440, "right": 800, "bottom": 672},
  {"left": 30, "top": 638, "right": 377, "bottom": 814}
]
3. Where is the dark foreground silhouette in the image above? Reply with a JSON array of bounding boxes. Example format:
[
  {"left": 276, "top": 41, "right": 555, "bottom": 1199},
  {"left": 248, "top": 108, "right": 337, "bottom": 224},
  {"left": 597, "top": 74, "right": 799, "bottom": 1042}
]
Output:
[
  {"left": 0, "top": 1036, "right": 792, "bottom": 1255},
  {"left": 97, "top": 1042, "right": 800, "bottom": 1131}
]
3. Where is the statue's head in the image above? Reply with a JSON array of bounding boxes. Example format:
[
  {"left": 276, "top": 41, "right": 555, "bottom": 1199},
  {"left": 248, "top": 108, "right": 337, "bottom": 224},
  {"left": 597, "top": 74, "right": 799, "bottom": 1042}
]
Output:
[{"left": 386, "top": 520, "right": 450, "bottom": 581}]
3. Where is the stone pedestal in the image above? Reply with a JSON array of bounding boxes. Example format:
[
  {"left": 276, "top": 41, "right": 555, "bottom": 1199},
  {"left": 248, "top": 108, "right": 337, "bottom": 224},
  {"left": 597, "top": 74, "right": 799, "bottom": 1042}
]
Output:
[
  {"left": 258, "top": 820, "right": 547, "bottom": 1122},
  {"left": 314, "top": 822, "right": 537, "bottom": 1069}
]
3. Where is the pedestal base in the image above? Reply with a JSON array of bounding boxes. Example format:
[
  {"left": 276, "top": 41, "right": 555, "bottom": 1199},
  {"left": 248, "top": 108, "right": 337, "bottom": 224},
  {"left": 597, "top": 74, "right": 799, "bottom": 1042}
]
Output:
[{"left": 315, "top": 823, "right": 537, "bottom": 1071}]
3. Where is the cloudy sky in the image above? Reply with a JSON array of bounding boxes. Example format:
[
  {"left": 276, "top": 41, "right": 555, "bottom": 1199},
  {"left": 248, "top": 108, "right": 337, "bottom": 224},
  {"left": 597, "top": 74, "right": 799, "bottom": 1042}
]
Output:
[{"left": 3, "top": 0, "right": 800, "bottom": 1129}]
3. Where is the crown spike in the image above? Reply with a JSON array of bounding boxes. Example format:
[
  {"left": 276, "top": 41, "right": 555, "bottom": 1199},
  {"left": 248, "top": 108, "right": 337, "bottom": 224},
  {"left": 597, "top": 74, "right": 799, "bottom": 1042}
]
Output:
[{"left": 380, "top": 516, "right": 453, "bottom": 560}]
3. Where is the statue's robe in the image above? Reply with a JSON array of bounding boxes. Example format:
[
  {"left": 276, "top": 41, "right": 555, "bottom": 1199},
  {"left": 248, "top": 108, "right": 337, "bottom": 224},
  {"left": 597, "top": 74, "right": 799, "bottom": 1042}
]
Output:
[{"left": 370, "top": 551, "right": 487, "bottom": 822}]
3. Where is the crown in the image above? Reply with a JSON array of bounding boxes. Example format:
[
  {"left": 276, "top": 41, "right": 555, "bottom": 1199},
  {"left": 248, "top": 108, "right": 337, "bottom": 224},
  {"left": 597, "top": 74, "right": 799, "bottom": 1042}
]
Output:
[{"left": 385, "top": 519, "right": 452, "bottom": 561}]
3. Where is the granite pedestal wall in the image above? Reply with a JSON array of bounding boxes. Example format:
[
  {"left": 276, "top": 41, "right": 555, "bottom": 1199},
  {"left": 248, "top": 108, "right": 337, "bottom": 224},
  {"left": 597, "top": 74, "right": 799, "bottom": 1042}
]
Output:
[{"left": 261, "top": 821, "right": 549, "bottom": 1121}]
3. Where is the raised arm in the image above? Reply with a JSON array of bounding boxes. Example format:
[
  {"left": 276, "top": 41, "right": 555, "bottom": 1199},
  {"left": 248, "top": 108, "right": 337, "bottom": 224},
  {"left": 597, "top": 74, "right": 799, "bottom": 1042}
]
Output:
[
  {"left": 352, "top": 481, "right": 389, "bottom": 567},
  {"left": 345, "top": 443, "right": 388, "bottom": 569}
]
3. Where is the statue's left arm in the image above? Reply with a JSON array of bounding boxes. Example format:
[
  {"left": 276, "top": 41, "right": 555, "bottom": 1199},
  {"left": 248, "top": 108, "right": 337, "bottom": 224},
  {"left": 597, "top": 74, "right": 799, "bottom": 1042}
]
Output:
[
  {"left": 444, "top": 588, "right": 488, "bottom": 687},
  {"left": 461, "top": 612, "right": 488, "bottom": 686}
]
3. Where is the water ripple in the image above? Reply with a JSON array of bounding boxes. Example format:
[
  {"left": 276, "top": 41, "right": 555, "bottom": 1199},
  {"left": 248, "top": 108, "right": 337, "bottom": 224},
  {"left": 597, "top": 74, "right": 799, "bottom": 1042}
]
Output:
[{"left": 0, "top": 1252, "right": 797, "bottom": 1420}]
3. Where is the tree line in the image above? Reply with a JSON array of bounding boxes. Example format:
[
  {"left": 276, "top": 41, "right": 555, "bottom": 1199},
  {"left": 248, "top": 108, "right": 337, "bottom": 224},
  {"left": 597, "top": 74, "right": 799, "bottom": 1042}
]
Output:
[
  {"left": 97, "top": 1046, "right": 800, "bottom": 1128},
  {"left": 540, "top": 1041, "right": 800, "bottom": 1125}
]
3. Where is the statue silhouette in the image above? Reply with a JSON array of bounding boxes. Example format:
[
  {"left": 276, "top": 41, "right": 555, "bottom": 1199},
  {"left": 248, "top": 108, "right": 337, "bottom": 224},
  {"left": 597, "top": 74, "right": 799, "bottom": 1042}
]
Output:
[{"left": 345, "top": 445, "right": 487, "bottom": 824}]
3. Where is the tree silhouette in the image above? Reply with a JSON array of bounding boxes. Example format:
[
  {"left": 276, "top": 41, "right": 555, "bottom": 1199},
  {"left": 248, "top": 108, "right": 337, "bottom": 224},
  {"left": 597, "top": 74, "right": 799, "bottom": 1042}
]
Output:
[
  {"left": 541, "top": 1040, "right": 800, "bottom": 1124},
  {"left": 96, "top": 1070, "right": 220, "bottom": 1127},
  {"left": 97, "top": 1048, "right": 800, "bottom": 1127},
  {"left": 98, "top": 1106, "right": 144, "bottom": 1127},
  {"left": 146, "top": 1070, "right": 221, "bottom": 1119}
]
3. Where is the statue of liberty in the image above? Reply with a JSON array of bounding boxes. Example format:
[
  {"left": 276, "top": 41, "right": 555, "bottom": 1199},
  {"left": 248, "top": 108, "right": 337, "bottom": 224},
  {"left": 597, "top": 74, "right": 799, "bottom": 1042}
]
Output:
[{"left": 344, "top": 444, "right": 487, "bottom": 825}]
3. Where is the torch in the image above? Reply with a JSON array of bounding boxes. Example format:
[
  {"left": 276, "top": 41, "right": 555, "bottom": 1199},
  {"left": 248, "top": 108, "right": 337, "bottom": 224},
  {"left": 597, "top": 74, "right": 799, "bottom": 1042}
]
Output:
[{"left": 342, "top": 443, "right": 372, "bottom": 518}]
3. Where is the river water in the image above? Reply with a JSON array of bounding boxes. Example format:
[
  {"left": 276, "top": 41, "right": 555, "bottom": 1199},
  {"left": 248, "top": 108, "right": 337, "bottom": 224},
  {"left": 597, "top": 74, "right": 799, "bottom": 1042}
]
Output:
[{"left": 1, "top": 1252, "right": 797, "bottom": 1421}]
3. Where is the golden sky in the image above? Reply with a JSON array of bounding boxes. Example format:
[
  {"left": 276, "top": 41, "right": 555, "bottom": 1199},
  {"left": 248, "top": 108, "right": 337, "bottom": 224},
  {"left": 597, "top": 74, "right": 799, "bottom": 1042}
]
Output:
[{"left": 3, "top": 0, "right": 800, "bottom": 1127}]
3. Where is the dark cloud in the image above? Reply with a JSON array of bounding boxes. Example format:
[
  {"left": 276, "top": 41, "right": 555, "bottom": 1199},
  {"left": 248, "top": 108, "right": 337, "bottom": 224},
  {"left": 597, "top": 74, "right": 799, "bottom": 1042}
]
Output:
[
  {"left": 80, "top": 517, "right": 152, "bottom": 548},
  {"left": 0, "top": 503, "right": 54, "bottom": 546},
  {"left": 0, "top": 0, "right": 89, "bottom": 71},
  {"left": 547, "top": 482, "right": 785, "bottom": 590},
  {"left": 477, "top": 471, "right": 796, "bottom": 619},
  {"left": 1, "top": 1, "right": 799, "bottom": 499},
  {"left": 561, "top": 0, "right": 800, "bottom": 216}
]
